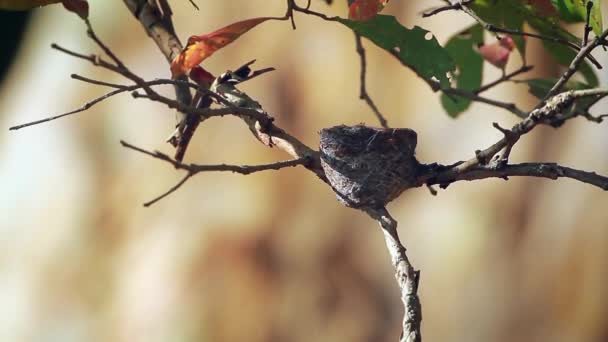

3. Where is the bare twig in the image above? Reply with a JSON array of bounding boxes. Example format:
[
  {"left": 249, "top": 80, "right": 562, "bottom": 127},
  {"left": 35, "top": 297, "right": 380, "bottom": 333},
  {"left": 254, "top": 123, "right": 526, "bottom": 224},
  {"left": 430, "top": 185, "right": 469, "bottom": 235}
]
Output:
[
  {"left": 421, "top": 0, "right": 472, "bottom": 17},
  {"left": 9, "top": 78, "right": 197, "bottom": 131},
  {"left": 71, "top": 74, "right": 128, "bottom": 89},
  {"left": 51, "top": 43, "right": 123, "bottom": 74},
  {"left": 583, "top": 1, "right": 593, "bottom": 46},
  {"left": 442, "top": 87, "right": 527, "bottom": 118},
  {"left": 9, "top": 87, "right": 129, "bottom": 130},
  {"left": 121, "top": 140, "right": 311, "bottom": 205},
  {"left": 474, "top": 65, "right": 534, "bottom": 94},
  {"left": 144, "top": 173, "right": 193, "bottom": 207},
  {"left": 187, "top": 0, "right": 199, "bottom": 11},
  {"left": 354, "top": 33, "right": 389, "bottom": 128},
  {"left": 287, "top": 0, "right": 339, "bottom": 22}
]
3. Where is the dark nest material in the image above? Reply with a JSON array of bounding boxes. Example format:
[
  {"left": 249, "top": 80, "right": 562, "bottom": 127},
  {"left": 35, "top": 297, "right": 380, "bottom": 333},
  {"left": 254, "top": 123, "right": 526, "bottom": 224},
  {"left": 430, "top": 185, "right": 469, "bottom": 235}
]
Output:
[{"left": 320, "top": 125, "right": 421, "bottom": 208}]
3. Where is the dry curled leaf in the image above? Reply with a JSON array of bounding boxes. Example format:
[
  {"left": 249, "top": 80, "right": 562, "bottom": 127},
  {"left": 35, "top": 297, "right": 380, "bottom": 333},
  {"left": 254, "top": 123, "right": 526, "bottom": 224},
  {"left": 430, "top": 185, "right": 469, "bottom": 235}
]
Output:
[{"left": 171, "top": 17, "right": 273, "bottom": 77}]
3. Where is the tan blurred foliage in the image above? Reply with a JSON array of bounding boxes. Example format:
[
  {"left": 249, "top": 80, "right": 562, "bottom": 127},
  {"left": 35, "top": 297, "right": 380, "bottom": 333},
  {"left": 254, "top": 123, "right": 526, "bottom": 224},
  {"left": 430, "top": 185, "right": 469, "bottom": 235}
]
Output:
[{"left": 0, "top": 1, "right": 607, "bottom": 342}]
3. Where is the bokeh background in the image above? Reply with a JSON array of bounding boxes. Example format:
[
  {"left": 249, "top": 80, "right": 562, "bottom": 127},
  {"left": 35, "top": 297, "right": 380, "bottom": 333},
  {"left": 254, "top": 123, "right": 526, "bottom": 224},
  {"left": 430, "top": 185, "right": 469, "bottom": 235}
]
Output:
[{"left": 1, "top": 1, "right": 607, "bottom": 341}]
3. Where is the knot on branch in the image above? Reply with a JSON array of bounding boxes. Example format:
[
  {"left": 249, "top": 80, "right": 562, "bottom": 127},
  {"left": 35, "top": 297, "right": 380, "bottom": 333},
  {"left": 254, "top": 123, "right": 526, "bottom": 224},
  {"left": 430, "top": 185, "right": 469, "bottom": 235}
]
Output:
[{"left": 319, "top": 125, "right": 420, "bottom": 208}]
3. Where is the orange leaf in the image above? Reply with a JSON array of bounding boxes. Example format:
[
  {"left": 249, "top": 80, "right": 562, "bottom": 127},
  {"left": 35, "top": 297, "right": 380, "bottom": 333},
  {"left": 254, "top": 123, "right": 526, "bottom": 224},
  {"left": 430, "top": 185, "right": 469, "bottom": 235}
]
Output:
[
  {"left": 348, "top": 0, "right": 389, "bottom": 21},
  {"left": 171, "top": 17, "right": 273, "bottom": 77},
  {"left": 62, "top": 0, "right": 88, "bottom": 19}
]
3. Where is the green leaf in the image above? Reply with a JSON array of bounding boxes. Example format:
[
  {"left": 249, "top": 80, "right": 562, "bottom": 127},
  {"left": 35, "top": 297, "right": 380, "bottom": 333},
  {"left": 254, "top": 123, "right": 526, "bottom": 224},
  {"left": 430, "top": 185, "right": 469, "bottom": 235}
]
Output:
[
  {"left": 551, "top": 0, "right": 603, "bottom": 35},
  {"left": 440, "top": 24, "right": 484, "bottom": 117},
  {"left": 338, "top": 15, "right": 455, "bottom": 87}
]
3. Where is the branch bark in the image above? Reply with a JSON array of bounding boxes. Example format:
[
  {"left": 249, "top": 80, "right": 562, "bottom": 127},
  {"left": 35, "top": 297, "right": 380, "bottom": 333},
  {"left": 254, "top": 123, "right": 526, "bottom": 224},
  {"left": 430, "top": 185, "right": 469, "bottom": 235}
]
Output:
[
  {"left": 122, "top": 0, "right": 193, "bottom": 150},
  {"left": 365, "top": 207, "right": 421, "bottom": 342}
]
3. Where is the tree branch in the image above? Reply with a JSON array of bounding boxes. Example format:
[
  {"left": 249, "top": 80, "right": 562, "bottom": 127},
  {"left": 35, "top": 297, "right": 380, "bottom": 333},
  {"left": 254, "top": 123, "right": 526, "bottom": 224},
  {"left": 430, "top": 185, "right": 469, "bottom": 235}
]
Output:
[
  {"left": 122, "top": 0, "right": 193, "bottom": 151},
  {"left": 452, "top": 88, "right": 608, "bottom": 172},
  {"left": 543, "top": 29, "right": 608, "bottom": 102},
  {"left": 120, "top": 140, "right": 312, "bottom": 206},
  {"left": 423, "top": 162, "right": 608, "bottom": 191},
  {"left": 364, "top": 207, "right": 422, "bottom": 342},
  {"left": 474, "top": 64, "right": 534, "bottom": 94},
  {"left": 8, "top": 77, "right": 196, "bottom": 131}
]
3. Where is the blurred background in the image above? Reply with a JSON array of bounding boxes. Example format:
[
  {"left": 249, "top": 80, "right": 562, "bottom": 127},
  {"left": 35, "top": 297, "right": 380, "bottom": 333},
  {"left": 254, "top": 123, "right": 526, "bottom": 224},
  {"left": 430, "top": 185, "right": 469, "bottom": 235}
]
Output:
[{"left": 0, "top": 1, "right": 607, "bottom": 341}]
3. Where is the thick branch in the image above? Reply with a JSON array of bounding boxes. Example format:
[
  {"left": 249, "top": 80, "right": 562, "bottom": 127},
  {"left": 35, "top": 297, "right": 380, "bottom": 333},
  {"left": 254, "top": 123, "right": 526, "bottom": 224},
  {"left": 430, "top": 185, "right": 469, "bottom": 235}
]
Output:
[
  {"left": 122, "top": 0, "right": 193, "bottom": 145},
  {"left": 543, "top": 29, "right": 608, "bottom": 101},
  {"left": 365, "top": 207, "right": 421, "bottom": 342},
  {"left": 453, "top": 88, "right": 608, "bottom": 172},
  {"left": 423, "top": 162, "right": 608, "bottom": 191}
]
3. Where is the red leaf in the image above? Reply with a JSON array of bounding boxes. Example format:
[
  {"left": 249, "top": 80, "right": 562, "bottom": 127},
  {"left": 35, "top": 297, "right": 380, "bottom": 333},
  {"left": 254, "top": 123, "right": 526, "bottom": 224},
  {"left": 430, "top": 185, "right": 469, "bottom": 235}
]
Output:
[
  {"left": 171, "top": 17, "right": 273, "bottom": 77},
  {"left": 478, "top": 41, "right": 512, "bottom": 69},
  {"left": 527, "top": 0, "right": 557, "bottom": 16},
  {"left": 189, "top": 66, "right": 215, "bottom": 87},
  {"left": 348, "top": 0, "right": 389, "bottom": 21},
  {"left": 61, "top": 0, "right": 88, "bottom": 19}
]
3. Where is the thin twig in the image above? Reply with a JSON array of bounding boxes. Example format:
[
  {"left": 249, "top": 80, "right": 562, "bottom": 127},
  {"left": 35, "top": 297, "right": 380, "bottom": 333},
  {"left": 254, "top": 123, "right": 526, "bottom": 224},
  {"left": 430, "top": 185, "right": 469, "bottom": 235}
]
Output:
[
  {"left": 421, "top": 0, "right": 472, "bottom": 17},
  {"left": 9, "top": 87, "right": 129, "bottom": 130},
  {"left": 144, "top": 172, "right": 193, "bottom": 207},
  {"left": 71, "top": 74, "right": 128, "bottom": 89},
  {"left": 187, "top": 0, "right": 199, "bottom": 10},
  {"left": 51, "top": 43, "right": 123, "bottom": 74},
  {"left": 442, "top": 87, "right": 527, "bottom": 117},
  {"left": 354, "top": 33, "right": 389, "bottom": 128},
  {"left": 288, "top": 0, "right": 339, "bottom": 22},
  {"left": 121, "top": 140, "right": 311, "bottom": 205},
  {"left": 474, "top": 65, "right": 533, "bottom": 94},
  {"left": 9, "top": 78, "right": 199, "bottom": 130},
  {"left": 583, "top": 1, "right": 593, "bottom": 46}
]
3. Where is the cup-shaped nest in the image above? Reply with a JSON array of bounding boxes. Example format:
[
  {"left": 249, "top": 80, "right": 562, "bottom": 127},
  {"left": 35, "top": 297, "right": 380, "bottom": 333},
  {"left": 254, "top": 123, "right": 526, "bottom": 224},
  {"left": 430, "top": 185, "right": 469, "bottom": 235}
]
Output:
[{"left": 319, "top": 125, "right": 420, "bottom": 208}]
